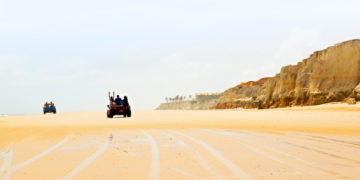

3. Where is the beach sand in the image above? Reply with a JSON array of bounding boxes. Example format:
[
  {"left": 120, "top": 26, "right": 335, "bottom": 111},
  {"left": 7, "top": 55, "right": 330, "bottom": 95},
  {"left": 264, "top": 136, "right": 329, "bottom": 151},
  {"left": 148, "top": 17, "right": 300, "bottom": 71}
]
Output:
[{"left": 0, "top": 104, "right": 359, "bottom": 179}]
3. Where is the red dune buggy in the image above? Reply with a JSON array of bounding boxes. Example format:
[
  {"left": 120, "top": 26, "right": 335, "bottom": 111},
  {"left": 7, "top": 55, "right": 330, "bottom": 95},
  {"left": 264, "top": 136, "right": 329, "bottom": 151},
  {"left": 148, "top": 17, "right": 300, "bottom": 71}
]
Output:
[{"left": 107, "top": 105, "right": 131, "bottom": 118}]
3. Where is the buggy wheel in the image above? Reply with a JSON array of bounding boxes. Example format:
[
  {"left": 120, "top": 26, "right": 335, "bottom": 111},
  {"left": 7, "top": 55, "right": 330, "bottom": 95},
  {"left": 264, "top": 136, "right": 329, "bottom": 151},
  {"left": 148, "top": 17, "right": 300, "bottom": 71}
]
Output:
[
  {"left": 127, "top": 110, "right": 131, "bottom": 117},
  {"left": 108, "top": 112, "right": 114, "bottom": 118}
]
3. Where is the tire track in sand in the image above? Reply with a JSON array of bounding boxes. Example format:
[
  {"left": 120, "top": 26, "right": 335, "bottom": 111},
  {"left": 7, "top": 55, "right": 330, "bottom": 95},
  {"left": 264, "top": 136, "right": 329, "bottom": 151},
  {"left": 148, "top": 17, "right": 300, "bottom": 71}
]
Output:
[
  {"left": 207, "top": 130, "right": 347, "bottom": 178},
  {"left": 166, "top": 133, "right": 221, "bottom": 180},
  {"left": 171, "top": 167, "right": 200, "bottom": 179},
  {"left": 0, "top": 148, "right": 13, "bottom": 180},
  {"left": 202, "top": 130, "right": 318, "bottom": 179},
  {"left": 171, "top": 130, "right": 252, "bottom": 180},
  {"left": 278, "top": 131, "right": 360, "bottom": 148},
  {"left": 243, "top": 131, "right": 360, "bottom": 164},
  {"left": 59, "top": 133, "right": 112, "bottom": 180},
  {"left": 142, "top": 131, "right": 160, "bottom": 180},
  {"left": 2, "top": 138, "right": 68, "bottom": 180},
  {"left": 0, "top": 151, "right": 6, "bottom": 158}
]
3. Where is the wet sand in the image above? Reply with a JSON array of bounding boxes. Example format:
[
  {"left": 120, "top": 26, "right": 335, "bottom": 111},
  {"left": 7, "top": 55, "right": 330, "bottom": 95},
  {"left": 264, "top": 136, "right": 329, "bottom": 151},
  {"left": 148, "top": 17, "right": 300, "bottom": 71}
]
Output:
[{"left": 1, "top": 105, "right": 359, "bottom": 179}]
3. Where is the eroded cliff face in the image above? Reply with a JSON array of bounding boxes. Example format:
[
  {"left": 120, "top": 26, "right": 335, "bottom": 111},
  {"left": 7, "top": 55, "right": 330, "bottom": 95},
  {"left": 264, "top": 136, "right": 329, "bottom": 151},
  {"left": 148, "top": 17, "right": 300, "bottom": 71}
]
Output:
[
  {"left": 216, "top": 39, "right": 360, "bottom": 109},
  {"left": 156, "top": 99, "right": 219, "bottom": 110},
  {"left": 353, "top": 83, "right": 360, "bottom": 99}
]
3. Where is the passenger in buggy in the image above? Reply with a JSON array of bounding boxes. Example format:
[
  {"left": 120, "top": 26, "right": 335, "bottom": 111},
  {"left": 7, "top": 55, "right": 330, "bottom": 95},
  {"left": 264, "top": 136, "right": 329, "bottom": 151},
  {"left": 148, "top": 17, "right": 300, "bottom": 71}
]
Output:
[
  {"left": 123, "top": 96, "right": 129, "bottom": 106},
  {"left": 115, "top": 95, "right": 122, "bottom": 106}
]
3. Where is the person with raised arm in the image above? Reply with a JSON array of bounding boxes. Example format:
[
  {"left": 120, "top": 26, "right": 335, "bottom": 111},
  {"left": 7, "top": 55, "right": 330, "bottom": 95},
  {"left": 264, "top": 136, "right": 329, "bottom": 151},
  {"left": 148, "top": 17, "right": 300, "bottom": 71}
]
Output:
[{"left": 108, "top": 92, "right": 115, "bottom": 108}]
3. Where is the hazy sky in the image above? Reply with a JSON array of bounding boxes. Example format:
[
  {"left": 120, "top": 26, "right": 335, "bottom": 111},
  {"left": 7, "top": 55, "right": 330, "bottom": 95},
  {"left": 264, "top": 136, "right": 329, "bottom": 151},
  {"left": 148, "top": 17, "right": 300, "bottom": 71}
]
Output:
[{"left": 0, "top": 0, "right": 359, "bottom": 114}]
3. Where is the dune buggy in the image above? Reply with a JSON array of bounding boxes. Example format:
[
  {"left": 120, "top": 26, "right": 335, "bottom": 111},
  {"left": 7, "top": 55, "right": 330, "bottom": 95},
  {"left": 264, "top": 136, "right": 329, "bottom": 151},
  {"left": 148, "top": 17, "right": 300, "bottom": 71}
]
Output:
[
  {"left": 107, "top": 105, "right": 131, "bottom": 118},
  {"left": 43, "top": 106, "right": 56, "bottom": 114}
]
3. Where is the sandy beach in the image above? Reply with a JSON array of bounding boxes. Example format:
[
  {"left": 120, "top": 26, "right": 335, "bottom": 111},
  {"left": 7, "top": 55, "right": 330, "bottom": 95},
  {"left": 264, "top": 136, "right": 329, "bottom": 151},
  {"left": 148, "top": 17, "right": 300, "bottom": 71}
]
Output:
[
  {"left": 2, "top": 0, "right": 360, "bottom": 179},
  {"left": 1, "top": 105, "right": 360, "bottom": 180}
]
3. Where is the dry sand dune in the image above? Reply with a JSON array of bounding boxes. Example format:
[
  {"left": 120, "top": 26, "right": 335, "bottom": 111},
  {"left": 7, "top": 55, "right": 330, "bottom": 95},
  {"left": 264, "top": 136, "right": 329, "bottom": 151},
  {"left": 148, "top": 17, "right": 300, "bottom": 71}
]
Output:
[{"left": 1, "top": 106, "right": 360, "bottom": 179}]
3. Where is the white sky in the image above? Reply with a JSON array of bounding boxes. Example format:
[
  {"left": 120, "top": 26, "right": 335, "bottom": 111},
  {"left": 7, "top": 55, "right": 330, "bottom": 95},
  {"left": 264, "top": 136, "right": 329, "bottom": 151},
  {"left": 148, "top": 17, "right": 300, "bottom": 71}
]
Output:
[{"left": 0, "top": 0, "right": 359, "bottom": 114}]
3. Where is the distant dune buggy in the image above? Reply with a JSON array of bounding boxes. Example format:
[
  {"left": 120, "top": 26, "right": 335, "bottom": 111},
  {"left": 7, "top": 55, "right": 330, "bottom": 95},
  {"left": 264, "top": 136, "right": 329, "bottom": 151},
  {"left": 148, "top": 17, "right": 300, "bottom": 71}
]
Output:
[
  {"left": 43, "top": 106, "right": 56, "bottom": 114},
  {"left": 107, "top": 104, "right": 131, "bottom": 118}
]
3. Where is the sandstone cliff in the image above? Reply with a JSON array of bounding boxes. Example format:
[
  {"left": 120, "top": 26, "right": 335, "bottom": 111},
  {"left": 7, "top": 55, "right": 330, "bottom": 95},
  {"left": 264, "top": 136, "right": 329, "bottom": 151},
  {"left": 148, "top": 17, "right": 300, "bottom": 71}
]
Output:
[
  {"left": 216, "top": 39, "right": 360, "bottom": 109},
  {"left": 156, "top": 99, "right": 218, "bottom": 110}
]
